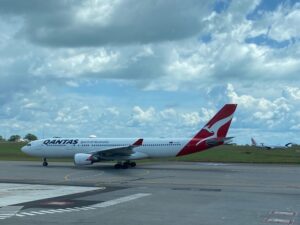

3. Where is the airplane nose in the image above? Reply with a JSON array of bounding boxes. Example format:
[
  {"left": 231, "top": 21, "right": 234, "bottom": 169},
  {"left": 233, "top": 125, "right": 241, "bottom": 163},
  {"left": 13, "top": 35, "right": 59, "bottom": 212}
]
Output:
[{"left": 21, "top": 146, "right": 27, "bottom": 153}]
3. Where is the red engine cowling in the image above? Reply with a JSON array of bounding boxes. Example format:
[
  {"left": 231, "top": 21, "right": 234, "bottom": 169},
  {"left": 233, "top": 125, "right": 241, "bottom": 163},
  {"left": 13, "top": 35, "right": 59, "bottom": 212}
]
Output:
[{"left": 74, "top": 153, "right": 93, "bottom": 166}]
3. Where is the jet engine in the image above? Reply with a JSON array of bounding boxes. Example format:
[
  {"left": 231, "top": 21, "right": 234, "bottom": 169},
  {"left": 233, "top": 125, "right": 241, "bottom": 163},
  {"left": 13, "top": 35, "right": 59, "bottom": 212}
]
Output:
[{"left": 74, "top": 153, "right": 94, "bottom": 166}]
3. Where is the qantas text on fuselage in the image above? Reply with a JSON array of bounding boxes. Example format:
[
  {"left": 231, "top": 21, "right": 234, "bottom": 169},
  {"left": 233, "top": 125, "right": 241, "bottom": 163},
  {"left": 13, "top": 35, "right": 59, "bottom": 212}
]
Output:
[{"left": 21, "top": 104, "right": 237, "bottom": 169}]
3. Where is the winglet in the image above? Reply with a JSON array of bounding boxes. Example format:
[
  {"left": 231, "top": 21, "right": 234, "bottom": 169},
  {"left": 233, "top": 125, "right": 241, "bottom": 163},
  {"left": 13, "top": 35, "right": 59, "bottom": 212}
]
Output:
[{"left": 132, "top": 138, "right": 143, "bottom": 146}]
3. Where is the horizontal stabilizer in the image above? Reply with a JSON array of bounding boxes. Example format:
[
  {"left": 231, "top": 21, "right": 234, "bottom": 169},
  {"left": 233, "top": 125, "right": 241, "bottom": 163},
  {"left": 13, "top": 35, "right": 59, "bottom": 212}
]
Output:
[{"left": 205, "top": 137, "right": 234, "bottom": 146}]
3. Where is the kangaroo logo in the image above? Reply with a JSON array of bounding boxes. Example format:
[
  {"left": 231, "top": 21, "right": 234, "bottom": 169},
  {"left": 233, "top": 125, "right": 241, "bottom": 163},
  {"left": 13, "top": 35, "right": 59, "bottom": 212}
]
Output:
[{"left": 196, "top": 114, "right": 233, "bottom": 146}]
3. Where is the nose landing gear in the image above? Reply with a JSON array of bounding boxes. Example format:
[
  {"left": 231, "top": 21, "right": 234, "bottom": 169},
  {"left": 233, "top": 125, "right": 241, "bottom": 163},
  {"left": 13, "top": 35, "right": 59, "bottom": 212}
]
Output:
[{"left": 42, "top": 158, "right": 48, "bottom": 167}]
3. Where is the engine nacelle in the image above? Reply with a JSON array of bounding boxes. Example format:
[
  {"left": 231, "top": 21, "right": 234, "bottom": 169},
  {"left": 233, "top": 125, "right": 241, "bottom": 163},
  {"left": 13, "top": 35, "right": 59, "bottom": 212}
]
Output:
[{"left": 74, "top": 153, "right": 93, "bottom": 166}]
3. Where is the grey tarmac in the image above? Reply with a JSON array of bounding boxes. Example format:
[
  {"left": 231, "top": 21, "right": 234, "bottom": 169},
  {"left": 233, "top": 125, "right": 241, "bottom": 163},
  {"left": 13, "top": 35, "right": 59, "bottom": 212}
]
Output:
[{"left": 0, "top": 160, "right": 300, "bottom": 225}]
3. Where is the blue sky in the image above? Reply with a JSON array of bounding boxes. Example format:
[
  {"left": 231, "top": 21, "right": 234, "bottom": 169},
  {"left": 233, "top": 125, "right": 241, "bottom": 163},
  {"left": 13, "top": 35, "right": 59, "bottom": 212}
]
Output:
[{"left": 0, "top": 0, "right": 300, "bottom": 145}]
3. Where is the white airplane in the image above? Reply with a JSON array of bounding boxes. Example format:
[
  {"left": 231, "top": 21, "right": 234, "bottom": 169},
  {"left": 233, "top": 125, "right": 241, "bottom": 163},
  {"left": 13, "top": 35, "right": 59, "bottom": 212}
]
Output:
[
  {"left": 251, "top": 137, "right": 292, "bottom": 150},
  {"left": 21, "top": 104, "right": 237, "bottom": 169}
]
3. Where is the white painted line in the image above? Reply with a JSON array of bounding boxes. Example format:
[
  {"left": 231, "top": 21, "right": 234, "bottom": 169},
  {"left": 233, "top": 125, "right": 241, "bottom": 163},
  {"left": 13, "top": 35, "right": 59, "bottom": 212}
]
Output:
[
  {"left": 39, "top": 210, "right": 57, "bottom": 214},
  {"left": 44, "top": 209, "right": 65, "bottom": 213},
  {"left": 54, "top": 209, "right": 79, "bottom": 213},
  {"left": 0, "top": 215, "right": 15, "bottom": 219},
  {"left": 64, "top": 207, "right": 82, "bottom": 212},
  {"left": 80, "top": 206, "right": 96, "bottom": 210},
  {"left": 80, "top": 207, "right": 96, "bottom": 211},
  {"left": 267, "top": 218, "right": 292, "bottom": 224},
  {"left": 0, "top": 205, "right": 23, "bottom": 219},
  {"left": 55, "top": 208, "right": 77, "bottom": 212},
  {"left": 1, "top": 192, "right": 151, "bottom": 220},
  {"left": 272, "top": 211, "right": 296, "bottom": 216},
  {"left": 92, "top": 193, "right": 151, "bottom": 208},
  {"left": 28, "top": 211, "right": 46, "bottom": 215},
  {"left": 19, "top": 212, "right": 36, "bottom": 216}
]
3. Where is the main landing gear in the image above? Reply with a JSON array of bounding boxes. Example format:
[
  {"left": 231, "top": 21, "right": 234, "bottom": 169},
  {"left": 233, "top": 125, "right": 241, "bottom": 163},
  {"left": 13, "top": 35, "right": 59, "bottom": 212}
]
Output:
[
  {"left": 114, "top": 161, "right": 136, "bottom": 169},
  {"left": 42, "top": 158, "right": 48, "bottom": 167}
]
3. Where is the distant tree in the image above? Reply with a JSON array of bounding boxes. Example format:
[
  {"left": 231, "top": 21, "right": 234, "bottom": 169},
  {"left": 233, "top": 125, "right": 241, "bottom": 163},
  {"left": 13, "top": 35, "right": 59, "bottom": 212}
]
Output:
[
  {"left": 24, "top": 133, "right": 38, "bottom": 141},
  {"left": 8, "top": 135, "right": 21, "bottom": 142},
  {"left": 0, "top": 135, "right": 5, "bottom": 142}
]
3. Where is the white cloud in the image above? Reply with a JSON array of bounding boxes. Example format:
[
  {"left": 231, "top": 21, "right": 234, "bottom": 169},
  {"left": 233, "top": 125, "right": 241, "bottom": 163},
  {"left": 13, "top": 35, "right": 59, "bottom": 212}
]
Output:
[
  {"left": 181, "top": 112, "right": 201, "bottom": 127},
  {"left": 226, "top": 83, "right": 299, "bottom": 131},
  {"left": 31, "top": 49, "right": 120, "bottom": 78},
  {"left": 129, "top": 106, "right": 156, "bottom": 125},
  {"left": 75, "top": 0, "right": 120, "bottom": 26},
  {"left": 106, "top": 107, "right": 120, "bottom": 116},
  {"left": 283, "top": 86, "right": 300, "bottom": 100},
  {"left": 266, "top": 3, "right": 300, "bottom": 42},
  {"left": 0, "top": 0, "right": 300, "bottom": 145},
  {"left": 66, "top": 80, "right": 79, "bottom": 87}
]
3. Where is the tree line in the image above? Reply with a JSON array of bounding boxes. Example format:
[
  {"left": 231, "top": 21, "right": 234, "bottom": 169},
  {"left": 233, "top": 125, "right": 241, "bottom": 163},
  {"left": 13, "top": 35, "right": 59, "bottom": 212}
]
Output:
[{"left": 0, "top": 133, "right": 38, "bottom": 142}]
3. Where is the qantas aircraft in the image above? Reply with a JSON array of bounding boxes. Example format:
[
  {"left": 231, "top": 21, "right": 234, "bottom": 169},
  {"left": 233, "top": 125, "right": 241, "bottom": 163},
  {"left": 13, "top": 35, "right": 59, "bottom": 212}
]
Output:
[
  {"left": 21, "top": 104, "right": 237, "bottom": 169},
  {"left": 251, "top": 137, "right": 292, "bottom": 150}
]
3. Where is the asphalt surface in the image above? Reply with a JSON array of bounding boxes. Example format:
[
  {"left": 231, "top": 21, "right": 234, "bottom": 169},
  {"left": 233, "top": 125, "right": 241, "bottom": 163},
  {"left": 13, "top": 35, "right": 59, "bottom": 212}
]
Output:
[{"left": 0, "top": 160, "right": 300, "bottom": 225}]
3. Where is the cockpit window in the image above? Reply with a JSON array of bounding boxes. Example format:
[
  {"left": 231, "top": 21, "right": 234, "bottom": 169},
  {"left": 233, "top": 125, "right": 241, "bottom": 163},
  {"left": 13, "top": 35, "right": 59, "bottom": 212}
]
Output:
[{"left": 26, "top": 144, "right": 31, "bottom": 146}]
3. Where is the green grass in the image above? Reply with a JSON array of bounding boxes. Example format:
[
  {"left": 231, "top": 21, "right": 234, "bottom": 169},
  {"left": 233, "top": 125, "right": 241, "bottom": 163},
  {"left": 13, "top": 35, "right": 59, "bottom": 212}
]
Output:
[
  {"left": 0, "top": 142, "right": 74, "bottom": 162},
  {"left": 1, "top": 142, "right": 300, "bottom": 164},
  {"left": 0, "top": 142, "right": 35, "bottom": 161},
  {"left": 171, "top": 145, "right": 300, "bottom": 164}
]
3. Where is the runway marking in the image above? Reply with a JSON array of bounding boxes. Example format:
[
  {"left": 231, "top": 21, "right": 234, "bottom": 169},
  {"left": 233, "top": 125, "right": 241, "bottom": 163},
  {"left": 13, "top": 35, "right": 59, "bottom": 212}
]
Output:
[
  {"left": 39, "top": 210, "right": 57, "bottom": 214},
  {"left": 18, "top": 212, "right": 36, "bottom": 216},
  {"left": 5, "top": 193, "right": 151, "bottom": 220},
  {"left": 28, "top": 211, "right": 45, "bottom": 215},
  {"left": 0, "top": 183, "right": 103, "bottom": 207},
  {"left": 266, "top": 218, "right": 293, "bottom": 224},
  {"left": 64, "top": 171, "right": 105, "bottom": 181},
  {"left": 92, "top": 193, "right": 151, "bottom": 208},
  {"left": 266, "top": 210, "right": 297, "bottom": 225},
  {"left": 0, "top": 206, "right": 23, "bottom": 220},
  {"left": 272, "top": 211, "right": 296, "bottom": 216}
]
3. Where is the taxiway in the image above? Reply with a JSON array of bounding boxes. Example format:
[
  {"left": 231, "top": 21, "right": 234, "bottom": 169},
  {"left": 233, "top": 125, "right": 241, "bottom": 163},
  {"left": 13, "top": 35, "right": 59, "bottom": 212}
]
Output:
[{"left": 0, "top": 161, "right": 300, "bottom": 225}]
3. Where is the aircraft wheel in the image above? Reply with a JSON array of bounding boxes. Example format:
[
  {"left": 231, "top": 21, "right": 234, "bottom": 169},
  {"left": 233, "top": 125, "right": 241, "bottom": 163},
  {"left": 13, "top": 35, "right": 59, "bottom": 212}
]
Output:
[
  {"left": 43, "top": 161, "right": 48, "bottom": 167},
  {"left": 122, "top": 163, "right": 129, "bottom": 169},
  {"left": 130, "top": 162, "right": 136, "bottom": 167},
  {"left": 114, "top": 163, "right": 122, "bottom": 169}
]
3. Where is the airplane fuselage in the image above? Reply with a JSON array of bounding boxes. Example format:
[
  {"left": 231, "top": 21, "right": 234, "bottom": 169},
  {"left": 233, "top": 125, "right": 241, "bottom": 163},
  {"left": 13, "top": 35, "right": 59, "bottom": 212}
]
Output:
[{"left": 22, "top": 138, "right": 211, "bottom": 160}]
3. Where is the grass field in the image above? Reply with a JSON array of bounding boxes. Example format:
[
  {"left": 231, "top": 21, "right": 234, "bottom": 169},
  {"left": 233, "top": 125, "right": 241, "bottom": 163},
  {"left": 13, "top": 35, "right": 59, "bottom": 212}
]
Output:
[
  {"left": 1, "top": 142, "right": 300, "bottom": 164},
  {"left": 0, "top": 142, "right": 70, "bottom": 162}
]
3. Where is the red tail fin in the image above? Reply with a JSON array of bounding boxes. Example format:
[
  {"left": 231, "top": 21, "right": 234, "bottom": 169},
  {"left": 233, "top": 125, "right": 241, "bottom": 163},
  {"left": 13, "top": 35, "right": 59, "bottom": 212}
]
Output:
[
  {"left": 177, "top": 104, "right": 237, "bottom": 156},
  {"left": 193, "top": 104, "right": 237, "bottom": 140},
  {"left": 251, "top": 138, "right": 257, "bottom": 146}
]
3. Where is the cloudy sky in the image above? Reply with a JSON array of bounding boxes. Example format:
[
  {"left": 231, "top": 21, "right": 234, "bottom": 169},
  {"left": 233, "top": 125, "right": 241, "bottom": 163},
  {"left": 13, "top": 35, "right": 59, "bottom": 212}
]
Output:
[{"left": 0, "top": 0, "right": 299, "bottom": 145}]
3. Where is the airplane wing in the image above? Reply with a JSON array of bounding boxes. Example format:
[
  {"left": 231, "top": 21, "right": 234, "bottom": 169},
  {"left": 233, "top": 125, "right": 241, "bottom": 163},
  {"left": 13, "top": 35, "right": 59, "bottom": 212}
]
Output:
[{"left": 90, "top": 138, "right": 143, "bottom": 160}]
